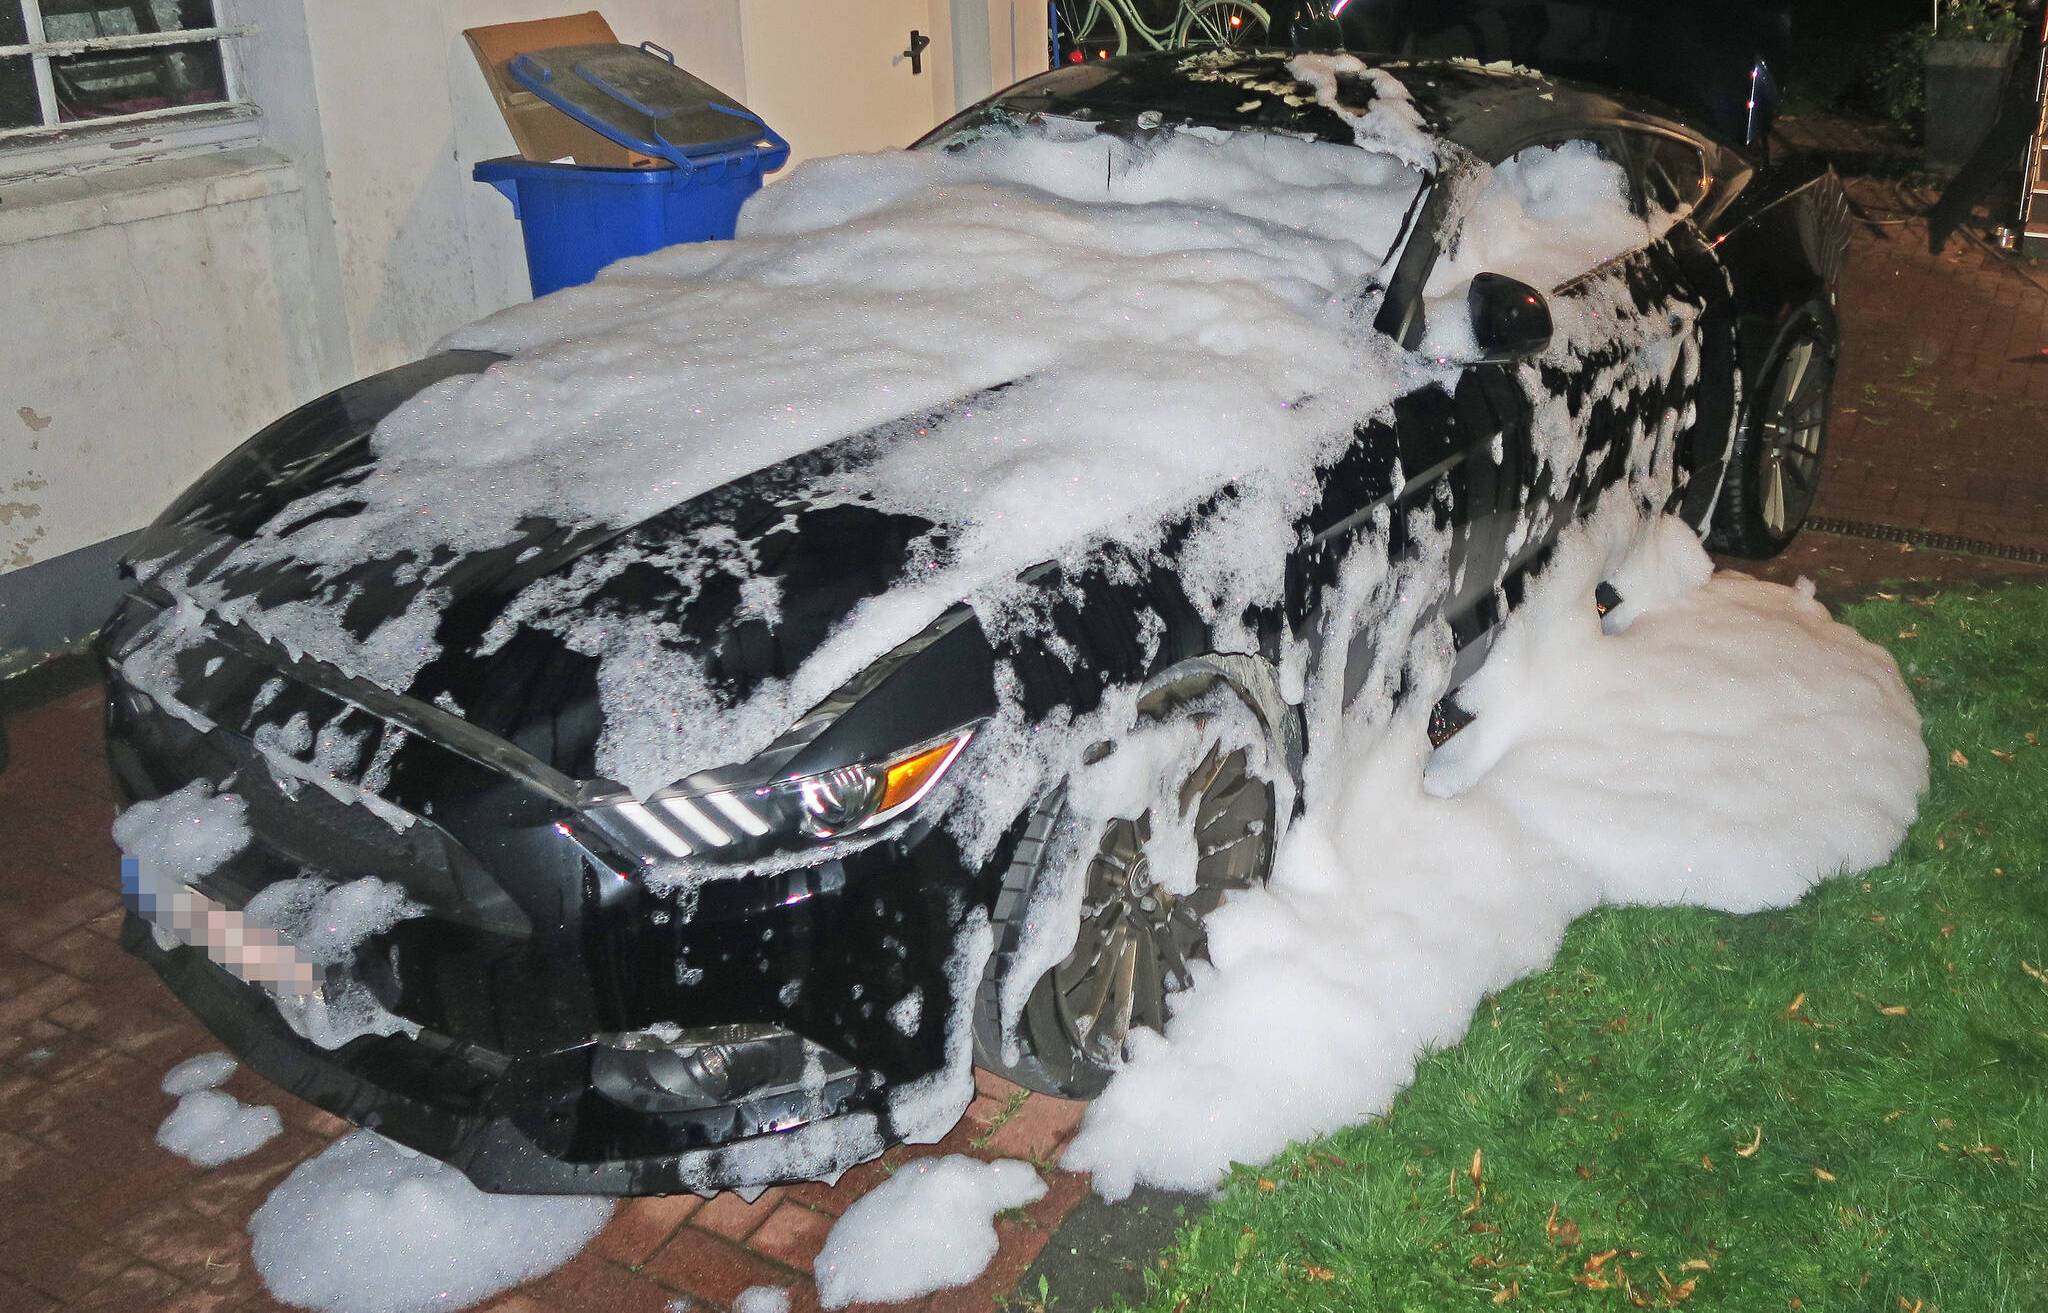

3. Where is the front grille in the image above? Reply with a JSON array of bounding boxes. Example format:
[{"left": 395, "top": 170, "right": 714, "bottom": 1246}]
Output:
[{"left": 104, "top": 598, "right": 483, "bottom": 912}]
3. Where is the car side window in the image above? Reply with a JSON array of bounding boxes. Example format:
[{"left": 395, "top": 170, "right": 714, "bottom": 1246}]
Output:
[
  {"left": 1423, "top": 134, "right": 1648, "bottom": 297},
  {"left": 1628, "top": 132, "right": 1711, "bottom": 221}
]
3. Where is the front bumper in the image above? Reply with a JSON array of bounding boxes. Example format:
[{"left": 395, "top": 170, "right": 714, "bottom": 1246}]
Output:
[{"left": 103, "top": 592, "right": 997, "bottom": 1194}]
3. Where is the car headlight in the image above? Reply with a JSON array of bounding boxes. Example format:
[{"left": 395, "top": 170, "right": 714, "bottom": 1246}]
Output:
[{"left": 585, "top": 726, "right": 976, "bottom": 865}]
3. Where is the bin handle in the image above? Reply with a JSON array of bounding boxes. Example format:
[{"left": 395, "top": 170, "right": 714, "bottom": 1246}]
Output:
[
  {"left": 640, "top": 40, "right": 675, "bottom": 64},
  {"left": 506, "top": 51, "right": 552, "bottom": 86},
  {"left": 651, "top": 101, "right": 789, "bottom": 176}
]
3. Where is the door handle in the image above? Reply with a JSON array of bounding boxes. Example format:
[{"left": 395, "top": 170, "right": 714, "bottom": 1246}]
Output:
[{"left": 901, "top": 29, "right": 932, "bottom": 75}]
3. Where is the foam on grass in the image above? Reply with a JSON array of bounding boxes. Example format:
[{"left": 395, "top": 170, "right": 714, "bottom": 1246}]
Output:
[
  {"left": 248, "top": 1131, "right": 611, "bottom": 1313},
  {"left": 811, "top": 1155, "right": 1046, "bottom": 1307},
  {"left": 1062, "top": 510, "right": 1928, "bottom": 1198}
]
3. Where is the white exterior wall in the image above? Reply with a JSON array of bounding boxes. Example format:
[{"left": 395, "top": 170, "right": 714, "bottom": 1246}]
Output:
[{"left": 0, "top": 0, "right": 1041, "bottom": 606}]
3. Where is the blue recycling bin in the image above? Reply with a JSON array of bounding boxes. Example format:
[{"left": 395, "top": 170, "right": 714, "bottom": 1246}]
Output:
[{"left": 473, "top": 41, "right": 789, "bottom": 297}]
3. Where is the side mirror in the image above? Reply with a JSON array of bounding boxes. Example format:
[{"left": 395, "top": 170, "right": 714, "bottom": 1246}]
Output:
[{"left": 1468, "top": 272, "right": 1553, "bottom": 363}]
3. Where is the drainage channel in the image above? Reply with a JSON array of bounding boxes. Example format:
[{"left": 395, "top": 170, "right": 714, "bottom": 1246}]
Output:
[{"left": 1806, "top": 517, "right": 2048, "bottom": 566}]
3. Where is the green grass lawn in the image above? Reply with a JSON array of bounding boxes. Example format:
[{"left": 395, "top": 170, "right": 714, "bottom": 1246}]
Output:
[{"left": 1133, "top": 583, "right": 2048, "bottom": 1312}]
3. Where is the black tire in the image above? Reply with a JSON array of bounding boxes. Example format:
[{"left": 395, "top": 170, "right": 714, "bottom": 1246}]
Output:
[
  {"left": 972, "top": 668, "right": 1280, "bottom": 1098},
  {"left": 1707, "top": 303, "right": 1838, "bottom": 559}
]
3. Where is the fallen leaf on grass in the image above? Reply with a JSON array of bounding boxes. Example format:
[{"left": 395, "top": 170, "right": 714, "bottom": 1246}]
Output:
[
  {"left": 1736, "top": 1127, "right": 1764, "bottom": 1158},
  {"left": 1878, "top": 1004, "right": 1910, "bottom": 1017},
  {"left": 1302, "top": 1265, "right": 1335, "bottom": 1281},
  {"left": 1699, "top": 1155, "right": 1715, "bottom": 1171},
  {"left": 1257, "top": 1177, "right": 1277, "bottom": 1192},
  {"left": 1492, "top": 1280, "right": 1520, "bottom": 1305},
  {"left": 1586, "top": 1250, "right": 1621, "bottom": 1273},
  {"left": 1813, "top": 1166, "right": 1837, "bottom": 1182},
  {"left": 1784, "top": 992, "right": 1806, "bottom": 1018},
  {"left": 1680, "top": 1259, "right": 1712, "bottom": 1273},
  {"left": 1660, "top": 1271, "right": 1697, "bottom": 1304},
  {"left": 1991, "top": 749, "right": 2015, "bottom": 763},
  {"left": 1898, "top": 626, "right": 1919, "bottom": 639},
  {"left": 1949, "top": 749, "right": 1969, "bottom": 767},
  {"left": 1471, "top": 1148, "right": 1484, "bottom": 1185}
]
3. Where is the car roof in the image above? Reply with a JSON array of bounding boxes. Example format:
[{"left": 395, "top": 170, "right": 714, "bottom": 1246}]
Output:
[{"left": 986, "top": 49, "right": 1724, "bottom": 165}]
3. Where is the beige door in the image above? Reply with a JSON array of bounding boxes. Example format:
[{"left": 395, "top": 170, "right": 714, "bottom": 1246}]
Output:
[{"left": 738, "top": 0, "right": 957, "bottom": 168}]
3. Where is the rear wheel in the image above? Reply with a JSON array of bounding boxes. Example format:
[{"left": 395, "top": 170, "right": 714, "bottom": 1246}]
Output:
[
  {"left": 976, "top": 669, "right": 1279, "bottom": 1098},
  {"left": 1708, "top": 305, "right": 1837, "bottom": 558},
  {"left": 1177, "top": 0, "right": 1270, "bottom": 48}
]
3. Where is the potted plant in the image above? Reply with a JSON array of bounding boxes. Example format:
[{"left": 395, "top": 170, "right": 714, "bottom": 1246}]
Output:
[{"left": 1922, "top": 0, "right": 2026, "bottom": 170}]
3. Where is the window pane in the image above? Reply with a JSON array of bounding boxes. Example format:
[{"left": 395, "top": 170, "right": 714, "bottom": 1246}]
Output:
[
  {"left": 39, "top": 0, "right": 217, "bottom": 43},
  {"left": 1652, "top": 139, "right": 1708, "bottom": 211},
  {"left": 1, "top": 56, "right": 38, "bottom": 131},
  {"left": 51, "top": 39, "right": 225, "bottom": 121}
]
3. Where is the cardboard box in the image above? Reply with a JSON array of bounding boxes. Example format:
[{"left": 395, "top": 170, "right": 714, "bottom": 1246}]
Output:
[{"left": 464, "top": 12, "right": 660, "bottom": 168}]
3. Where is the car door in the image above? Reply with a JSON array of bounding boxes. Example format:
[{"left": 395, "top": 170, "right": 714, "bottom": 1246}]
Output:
[
  {"left": 1620, "top": 125, "right": 1746, "bottom": 531},
  {"left": 1466, "top": 128, "right": 1737, "bottom": 609}
]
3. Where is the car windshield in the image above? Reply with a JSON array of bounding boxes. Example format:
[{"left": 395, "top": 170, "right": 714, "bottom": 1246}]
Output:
[{"left": 915, "top": 102, "right": 1428, "bottom": 283}]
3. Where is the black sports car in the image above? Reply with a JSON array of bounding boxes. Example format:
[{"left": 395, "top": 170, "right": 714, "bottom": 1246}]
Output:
[{"left": 101, "top": 50, "right": 1848, "bottom": 1194}]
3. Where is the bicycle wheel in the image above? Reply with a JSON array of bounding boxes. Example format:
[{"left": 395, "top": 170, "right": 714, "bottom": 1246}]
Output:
[
  {"left": 1057, "top": 0, "right": 1130, "bottom": 58},
  {"left": 1176, "top": 0, "right": 1269, "bottom": 48}
]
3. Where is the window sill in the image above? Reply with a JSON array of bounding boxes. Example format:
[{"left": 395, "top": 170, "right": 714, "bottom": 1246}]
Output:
[{"left": 0, "top": 142, "right": 300, "bottom": 247}]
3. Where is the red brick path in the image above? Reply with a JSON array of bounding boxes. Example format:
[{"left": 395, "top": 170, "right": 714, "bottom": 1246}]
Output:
[
  {"left": 0, "top": 688, "right": 1095, "bottom": 1313},
  {"left": 1794, "top": 134, "right": 2048, "bottom": 553}
]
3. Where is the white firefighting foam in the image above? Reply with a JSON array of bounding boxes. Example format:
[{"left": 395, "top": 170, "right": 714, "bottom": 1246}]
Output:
[{"left": 1061, "top": 510, "right": 1926, "bottom": 1198}]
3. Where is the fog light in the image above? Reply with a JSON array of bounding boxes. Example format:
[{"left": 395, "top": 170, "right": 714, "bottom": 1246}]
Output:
[{"left": 592, "top": 1023, "right": 812, "bottom": 1114}]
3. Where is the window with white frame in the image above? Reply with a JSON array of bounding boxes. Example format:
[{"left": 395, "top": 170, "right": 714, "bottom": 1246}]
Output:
[{"left": 1, "top": 1, "right": 249, "bottom": 144}]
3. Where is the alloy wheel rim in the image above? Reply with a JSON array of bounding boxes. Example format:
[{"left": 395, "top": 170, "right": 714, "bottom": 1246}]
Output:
[
  {"left": 1760, "top": 334, "right": 1829, "bottom": 536},
  {"left": 1049, "top": 740, "right": 1273, "bottom": 1067}
]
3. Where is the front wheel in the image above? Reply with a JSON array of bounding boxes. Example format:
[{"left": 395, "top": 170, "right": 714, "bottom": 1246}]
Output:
[
  {"left": 1708, "top": 304, "right": 1837, "bottom": 558},
  {"left": 975, "top": 668, "right": 1280, "bottom": 1098}
]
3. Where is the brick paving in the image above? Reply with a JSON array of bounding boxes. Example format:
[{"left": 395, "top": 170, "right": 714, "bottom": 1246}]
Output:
[
  {"left": 3, "top": 116, "right": 2047, "bottom": 1313},
  {"left": 1777, "top": 112, "right": 2048, "bottom": 555}
]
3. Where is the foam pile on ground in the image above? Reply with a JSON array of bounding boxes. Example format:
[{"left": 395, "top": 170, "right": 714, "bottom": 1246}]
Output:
[
  {"left": 249, "top": 1130, "right": 611, "bottom": 1313},
  {"left": 1062, "top": 511, "right": 1928, "bottom": 1198},
  {"left": 812, "top": 1155, "right": 1046, "bottom": 1307},
  {"left": 733, "top": 1288, "right": 791, "bottom": 1313},
  {"left": 155, "top": 1052, "right": 281, "bottom": 1168}
]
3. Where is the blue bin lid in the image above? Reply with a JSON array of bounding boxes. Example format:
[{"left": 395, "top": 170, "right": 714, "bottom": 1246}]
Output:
[{"left": 507, "top": 42, "right": 787, "bottom": 173}]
